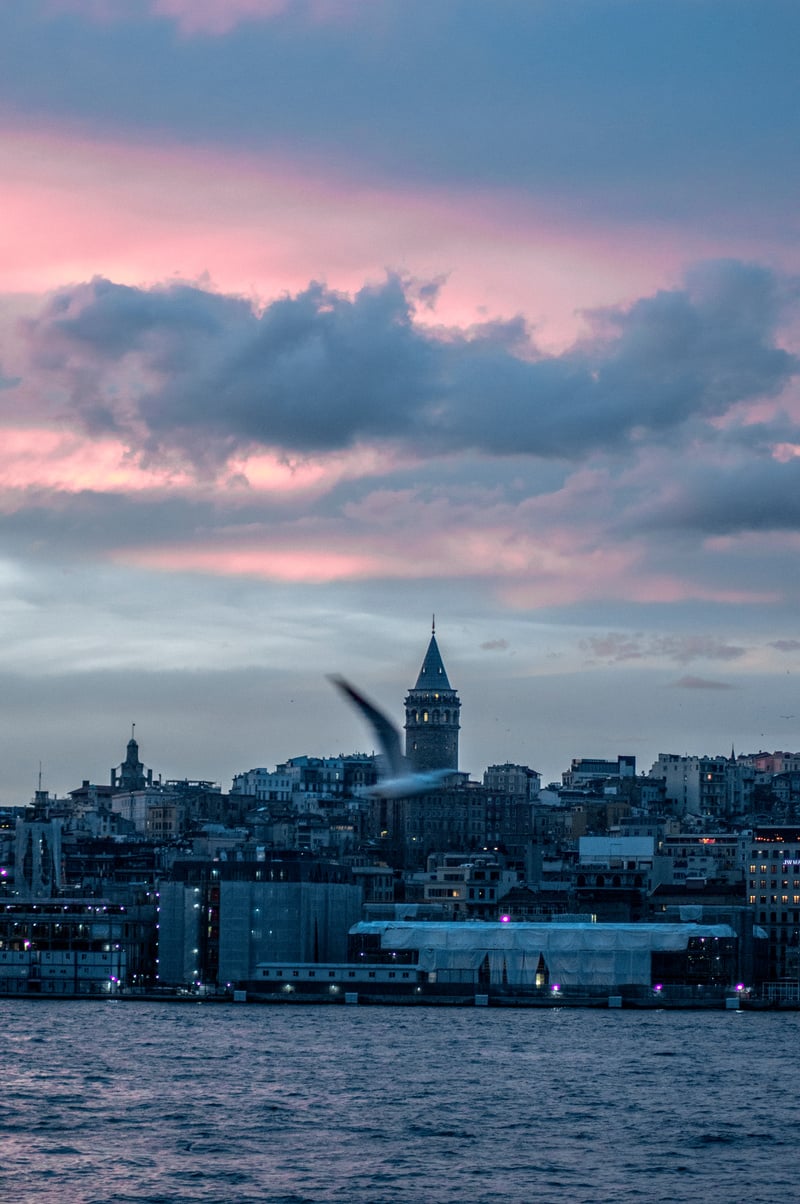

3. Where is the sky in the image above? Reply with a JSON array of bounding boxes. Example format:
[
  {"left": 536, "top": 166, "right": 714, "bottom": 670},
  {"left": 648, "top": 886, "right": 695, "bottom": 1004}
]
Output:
[{"left": 1, "top": 0, "right": 799, "bottom": 801}]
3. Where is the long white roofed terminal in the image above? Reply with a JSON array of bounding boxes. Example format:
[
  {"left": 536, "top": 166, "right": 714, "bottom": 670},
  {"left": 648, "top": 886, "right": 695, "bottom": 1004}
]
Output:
[{"left": 350, "top": 921, "right": 736, "bottom": 989}]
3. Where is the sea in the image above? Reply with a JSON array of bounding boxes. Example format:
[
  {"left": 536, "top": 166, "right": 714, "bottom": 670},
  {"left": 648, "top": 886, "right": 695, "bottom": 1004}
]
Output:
[{"left": 1, "top": 999, "right": 796, "bottom": 1204}]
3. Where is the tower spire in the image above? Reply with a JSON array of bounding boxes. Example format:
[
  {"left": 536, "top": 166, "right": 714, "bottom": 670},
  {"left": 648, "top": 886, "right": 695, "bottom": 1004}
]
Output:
[{"left": 404, "top": 622, "right": 460, "bottom": 772}]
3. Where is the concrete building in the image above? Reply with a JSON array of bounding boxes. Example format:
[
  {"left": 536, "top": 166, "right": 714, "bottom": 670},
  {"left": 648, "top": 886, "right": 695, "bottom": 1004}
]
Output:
[
  {"left": 657, "top": 833, "right": 746, "bottom": 887},
  {"left": 562, "top": 756, "right": 636, "bottom": 788},
  {"left": 649, "top": 753, "right": 756, "bottom": 818},
  {"left": 411, "top": 852, "right": 518, "bottom": 919},
  {"left": 0, "top": 898, "right": 155, "bottom": 993},
  {"left": 483, "top": 763, "right": 541, "bottom": 800},
  {"left": 156, "top": 855, "right": 363, "bottom": 988},
  {"left": 746, "top": 825, "right": 800, "bottom": 980}
]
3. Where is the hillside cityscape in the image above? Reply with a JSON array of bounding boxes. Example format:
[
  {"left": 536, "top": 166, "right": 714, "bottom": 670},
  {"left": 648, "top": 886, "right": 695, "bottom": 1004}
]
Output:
[{"left": 2, "top": 625, "right": 799, "bottom": 1005}]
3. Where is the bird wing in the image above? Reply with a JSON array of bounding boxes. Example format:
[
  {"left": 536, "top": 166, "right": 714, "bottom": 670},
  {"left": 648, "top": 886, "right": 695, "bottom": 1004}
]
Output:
[{"left": 328, "top": 675, "right": 405, "bottom": 777}]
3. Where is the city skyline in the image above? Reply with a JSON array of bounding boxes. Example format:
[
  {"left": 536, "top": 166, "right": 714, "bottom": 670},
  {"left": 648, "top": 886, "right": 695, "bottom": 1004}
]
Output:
[{"left": 1, "top": 1, "right": 798, "bottom": 801}]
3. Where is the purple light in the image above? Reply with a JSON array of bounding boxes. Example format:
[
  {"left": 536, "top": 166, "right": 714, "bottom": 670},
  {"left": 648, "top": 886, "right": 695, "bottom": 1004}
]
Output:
[
  {"left": 551, "top": 984, "right": 560, "bottom": 993},
  {"left": 500, "top": 914, "right": 510, "bottom": 923},
  {"left": 653, "top": 984, "right": 663, "bottom": 992},
  {"left": 736, "top": 983, "right": 745, "bottom": 992}
]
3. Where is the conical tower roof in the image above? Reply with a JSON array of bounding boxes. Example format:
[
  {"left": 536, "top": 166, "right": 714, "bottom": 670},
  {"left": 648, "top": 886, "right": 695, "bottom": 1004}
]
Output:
[{"left": 414, "top": 632, "right": 452, "bottom": 691}]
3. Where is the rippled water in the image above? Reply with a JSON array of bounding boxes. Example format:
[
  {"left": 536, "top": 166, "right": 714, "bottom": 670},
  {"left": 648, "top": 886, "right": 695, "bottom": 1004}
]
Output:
[{"left": 0, "top": 999, "right": 795, "bottom": 1203}]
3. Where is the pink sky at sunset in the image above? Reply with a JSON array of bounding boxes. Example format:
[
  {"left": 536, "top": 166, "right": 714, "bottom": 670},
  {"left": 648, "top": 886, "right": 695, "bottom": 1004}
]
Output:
[{"left": 2, "top": 120, "right": 784, "bottom": 354}]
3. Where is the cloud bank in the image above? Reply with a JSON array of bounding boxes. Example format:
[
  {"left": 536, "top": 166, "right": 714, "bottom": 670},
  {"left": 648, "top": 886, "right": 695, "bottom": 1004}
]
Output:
[{"left": 18, "top": 262, "right": 797, "bottom": 471}]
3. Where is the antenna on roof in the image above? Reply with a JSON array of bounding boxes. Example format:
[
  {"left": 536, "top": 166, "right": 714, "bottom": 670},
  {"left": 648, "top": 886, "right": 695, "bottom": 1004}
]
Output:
[{"left": 432, "top": 613, "right": 436, "bottom": 635}]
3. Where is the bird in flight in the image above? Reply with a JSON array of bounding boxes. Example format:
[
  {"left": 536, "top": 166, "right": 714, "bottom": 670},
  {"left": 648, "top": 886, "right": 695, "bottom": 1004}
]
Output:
[{"left": 329, "top": 675, "right": 454, "bottom": 798}]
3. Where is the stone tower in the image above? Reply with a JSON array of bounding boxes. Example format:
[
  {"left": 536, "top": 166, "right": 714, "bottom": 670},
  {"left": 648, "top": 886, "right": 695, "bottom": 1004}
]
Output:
[
  {"left": 404, "top": 620, "right": 460, "bottom": 772},
  {"left": 111, "top": 726, "right": 153, "bottom": 792}
]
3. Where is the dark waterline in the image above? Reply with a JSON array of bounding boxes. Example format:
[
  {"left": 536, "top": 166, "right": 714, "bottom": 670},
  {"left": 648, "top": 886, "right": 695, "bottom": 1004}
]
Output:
[{"left": 0, "top": 1000, "right": 794, "bottom": 1204}]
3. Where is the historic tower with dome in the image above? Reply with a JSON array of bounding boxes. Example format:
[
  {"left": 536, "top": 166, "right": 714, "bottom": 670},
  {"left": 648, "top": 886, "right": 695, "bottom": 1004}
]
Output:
[{"left": 404, "top": 619, "right": 461, "bottom": 772}]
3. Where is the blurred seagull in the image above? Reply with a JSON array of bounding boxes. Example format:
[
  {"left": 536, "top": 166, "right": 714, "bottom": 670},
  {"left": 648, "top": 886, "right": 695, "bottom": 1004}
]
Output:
[{"left": 329, "top": 675, "right": 454, "bottom": 798}]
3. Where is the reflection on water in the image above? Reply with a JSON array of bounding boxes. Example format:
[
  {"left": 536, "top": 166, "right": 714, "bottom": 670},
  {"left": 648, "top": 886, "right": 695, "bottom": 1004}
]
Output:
[{"left": 0, "top": 1000, "right": 796, "bottom": 1203}]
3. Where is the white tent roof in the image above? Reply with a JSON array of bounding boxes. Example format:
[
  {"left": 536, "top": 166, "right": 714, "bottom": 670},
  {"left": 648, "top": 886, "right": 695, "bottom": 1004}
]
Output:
[{"left": 350, "top": 920, "right": 735, "bottom": 987}]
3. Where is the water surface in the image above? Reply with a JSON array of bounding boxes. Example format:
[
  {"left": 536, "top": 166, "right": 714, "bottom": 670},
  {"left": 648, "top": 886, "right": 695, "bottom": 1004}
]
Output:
[{"left": 0, "top": 1000, "right": 794, "bottom": 1203}]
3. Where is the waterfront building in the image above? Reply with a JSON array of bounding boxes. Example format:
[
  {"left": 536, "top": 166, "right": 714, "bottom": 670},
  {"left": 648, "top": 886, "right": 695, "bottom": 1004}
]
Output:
[
  {"left": 156, "top": 855, "right": 363, "bottom": 988},
  {"left": 0, "top": 898, "right": 156, "bottom": 994},
  {"left": 746, "top": 825, "right": 800, "bottom": 980},
  {"left": 348, "top": 919, "right": 739, "bottom": 990},
  {"left": 15, "top": 808, "right": 64, "bottom": 897}
]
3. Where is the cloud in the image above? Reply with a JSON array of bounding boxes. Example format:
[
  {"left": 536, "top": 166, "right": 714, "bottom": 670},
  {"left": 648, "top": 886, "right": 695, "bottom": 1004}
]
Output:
[
  {"left": 771, "top": 639, "right": 800, "bottom": 653},
  {"left": 0, "top": 365, "right": 20, "bottom": 389},
  {"left": 582, "top": 633, "right": 747, "bottom": 665},
  {"left": 45, "top": 0, "right": 347, "bottom": 35},
  {"left": 19, "top": 261, "right": 798, "bottom": 471},
  {"left": 633, "top": 456, "right": 800, "bottom": 536},
  {"left": 671, "top": 675, "right": 735, "bottom": 691},
  {"left": 480, "top": 639, "right": 509, "bottom": 651}
]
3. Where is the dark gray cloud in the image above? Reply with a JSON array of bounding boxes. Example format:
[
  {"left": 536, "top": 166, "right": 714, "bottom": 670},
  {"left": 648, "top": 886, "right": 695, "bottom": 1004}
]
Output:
[
  {"left": 583, "top": 633, "right": 746, "bottom": 665},
  {"left": 20, "top": 261, "right": 798, "bottom": 468},
  {"left": 771, "top": 640, "right": 800, "bottom": 653},
  {"left": 671, "top": 675, "right": 735, "bottom": 691},
  {"left": 633, "top": 457, "right": 800, "bottom": 536}
]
